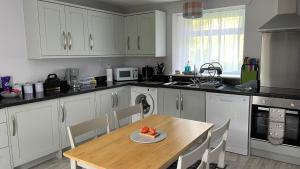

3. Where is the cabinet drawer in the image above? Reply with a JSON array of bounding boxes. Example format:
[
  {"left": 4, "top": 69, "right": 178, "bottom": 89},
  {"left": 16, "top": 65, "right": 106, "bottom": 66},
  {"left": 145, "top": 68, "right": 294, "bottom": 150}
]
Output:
[
  {"left": 0, "top": 124, "right": 8, "bottom": 148},
  {"left": 0, "top": 109, "right": 6, "bottom": 123},
  {"left": 0, "top": 147, "right": 11, "bottom": 169}
]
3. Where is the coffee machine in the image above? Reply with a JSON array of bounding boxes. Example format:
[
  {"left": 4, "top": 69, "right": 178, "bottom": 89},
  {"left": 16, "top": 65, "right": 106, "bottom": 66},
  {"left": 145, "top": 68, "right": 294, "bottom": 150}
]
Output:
[{"left": 65, "top": 68, "right": 80, "bottom": 89}]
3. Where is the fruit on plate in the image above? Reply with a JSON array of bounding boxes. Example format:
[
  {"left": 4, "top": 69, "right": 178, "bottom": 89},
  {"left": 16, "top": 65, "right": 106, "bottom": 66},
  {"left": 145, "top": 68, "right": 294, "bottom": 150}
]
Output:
[
  {"left": 148, "top": 128, "right": 157, "bottom": 136},
  {"left": 140, "top": 126, "right": 150, "bottom": 134},
  {"left": 139, "top": 126, "right": 159, "bottom": 138}
]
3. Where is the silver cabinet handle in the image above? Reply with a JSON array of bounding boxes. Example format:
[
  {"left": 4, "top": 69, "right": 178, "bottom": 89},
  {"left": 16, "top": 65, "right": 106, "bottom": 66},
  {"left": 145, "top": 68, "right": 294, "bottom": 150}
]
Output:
[
  {"left": 115, "top": 92, "right": 119, "bottom": 107},
  {"left": 181, "top": 95, "right": 183, "bottom": 111},
  {"left": 176, "top": 95, "right": 179, "bottom": 110},
  {"left": 12, "top": 116, "right": 16, "bottom": 136},
  {"left": 89, "top": 34, "right": 94, "bottom": 50},
  {"left": 111, "top": 93, "right": 115, "bottom": 108},
  {"left": 63, "top": 31, "right": 67, "bottom": 50},
  {"left": 137, "top": 36, "right": 141, "bottom": 50},
  {"left": 61, "top": 104, "right": 65, "bottom": 123},
  {"left": 68, "top": 32, "right": 72, "bottom": 50},
  {"left": 127, "top": 36, "right": 130, "bottom": 50}
]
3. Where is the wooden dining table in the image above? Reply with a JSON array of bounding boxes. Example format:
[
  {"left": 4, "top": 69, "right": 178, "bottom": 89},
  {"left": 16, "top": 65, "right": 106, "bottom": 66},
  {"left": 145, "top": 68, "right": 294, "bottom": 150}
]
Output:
[{"left": 63, "top": 115, "right": 214, "bottom": 169}]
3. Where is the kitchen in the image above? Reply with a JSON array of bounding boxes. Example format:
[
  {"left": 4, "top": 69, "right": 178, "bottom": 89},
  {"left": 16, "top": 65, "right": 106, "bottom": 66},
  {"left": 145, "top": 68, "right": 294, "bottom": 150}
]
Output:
[{"left": 0, "top": 0, "right": 300, "bottom": 169}]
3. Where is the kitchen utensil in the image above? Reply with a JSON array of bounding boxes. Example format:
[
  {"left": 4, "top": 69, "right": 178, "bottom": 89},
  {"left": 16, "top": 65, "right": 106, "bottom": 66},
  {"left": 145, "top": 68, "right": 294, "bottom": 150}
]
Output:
[
  {"left": 142, "top": 66, "right": 154, "bottom": 81},
  {"left": 65, "top": 68, "right": 80, "bottom": 88},
  {"left": 23, "top": 83, "right": 34, "bottom": 100},
  {"left": 44, "top": 74, "right": 61, "bottom": 92}
]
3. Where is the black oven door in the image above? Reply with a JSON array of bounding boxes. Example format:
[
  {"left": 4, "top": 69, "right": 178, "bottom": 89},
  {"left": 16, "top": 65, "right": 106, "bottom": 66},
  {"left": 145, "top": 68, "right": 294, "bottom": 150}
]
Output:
[
  {"left": 252, "top": 106, "right": 269, "bottom": 140},
  {"left": 284, "top": 110, "right": 300, "bottom": 146}
]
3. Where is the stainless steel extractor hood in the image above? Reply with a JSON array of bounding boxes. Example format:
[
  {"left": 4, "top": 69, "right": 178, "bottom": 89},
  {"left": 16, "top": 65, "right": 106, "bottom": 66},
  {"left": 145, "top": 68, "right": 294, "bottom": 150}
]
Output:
[
  {"left": 259, "top": 0, "right": 300, "bottom": 32},
  {"left": 260, "top": 0, "right": 300, "bottom": 89}
]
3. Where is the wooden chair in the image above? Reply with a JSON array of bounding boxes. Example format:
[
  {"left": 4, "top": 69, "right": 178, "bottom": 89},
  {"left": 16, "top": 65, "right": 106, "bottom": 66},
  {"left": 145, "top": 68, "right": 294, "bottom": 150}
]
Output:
[
  {"left": 67, "top": 114, "right": 110, "bottom": 169},
  {"left": 176, "top": 135, "right": 211, "bottom": 169},
  {"left": 207, "top": 119, "right": 230, "bottom": 169},
  {"left": 176, "top": 120, "right": 230, "bottom": 169},
  {"left": 114, "top": 103, "right": 144, "bottom": 128}
]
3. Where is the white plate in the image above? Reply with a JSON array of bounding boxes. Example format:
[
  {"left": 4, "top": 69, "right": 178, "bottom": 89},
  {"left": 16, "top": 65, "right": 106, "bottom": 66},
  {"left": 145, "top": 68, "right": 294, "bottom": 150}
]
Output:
[{"left": 130, "top": 130, "right": 167, "bottom": 144}]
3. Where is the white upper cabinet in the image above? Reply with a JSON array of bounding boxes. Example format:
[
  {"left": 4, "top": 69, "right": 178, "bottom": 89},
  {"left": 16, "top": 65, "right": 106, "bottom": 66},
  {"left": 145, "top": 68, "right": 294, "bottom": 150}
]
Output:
[
  {"left": 23, "top": 1, "right": 165, "bottom": 58},
  {"left": 65, "top": 6, "right": 89, "bottom": 56},
  {"left": 138, "top": 13, "right": 155, "bottom": 55},
  {"left": 88, "top": 11, "right": 125, "bottom": 56},
  {"left": 38, "top": 1, "right": 67, "bottom": 56},
  {"left": 126, "top": 15, "right": 139, "bottom": 55},
  {"left": 125, "top": 11, "right": 166, "bottom": 57}
]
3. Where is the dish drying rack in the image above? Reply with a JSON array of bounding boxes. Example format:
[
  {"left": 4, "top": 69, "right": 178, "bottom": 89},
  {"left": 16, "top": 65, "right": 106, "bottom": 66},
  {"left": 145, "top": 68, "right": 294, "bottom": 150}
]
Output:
[{"left": 191, "top": 62, "right": 223, "bottom": 88}]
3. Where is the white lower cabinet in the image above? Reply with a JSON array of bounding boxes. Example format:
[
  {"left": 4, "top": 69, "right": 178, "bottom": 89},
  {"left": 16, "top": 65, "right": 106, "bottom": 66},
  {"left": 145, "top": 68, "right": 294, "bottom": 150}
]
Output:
[
  {"left": 158, "top": 89, "right": 181, "bottom": 118},
  {"left": 8, "top": 100, "right": 60, "bottom": 167},
  {"left": 60, "top": 93, "right": 96, "bottom": 148},
  {"left": 0, "top": 148, "right": 12, "bottom": 169},
  {"left": 206, "top": 93, "right": 250, "bottom": 155},
  {"left": 158, "top": 89, "right": 206, "bottom": 122},
  {"left": 181, "top": 90, "right": 206, "bottom": 121},
  {"left": 0, "top": 124, "right": 8, "bottom": 149},
  {"left": 96, "top": 87, "right": 130, "bottom": 131}
]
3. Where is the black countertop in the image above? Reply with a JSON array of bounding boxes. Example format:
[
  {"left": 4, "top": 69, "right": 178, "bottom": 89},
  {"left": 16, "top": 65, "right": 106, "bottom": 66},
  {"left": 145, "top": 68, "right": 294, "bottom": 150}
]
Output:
[{"left": 0, "top": 81, "right": 299, "bottom": 109}]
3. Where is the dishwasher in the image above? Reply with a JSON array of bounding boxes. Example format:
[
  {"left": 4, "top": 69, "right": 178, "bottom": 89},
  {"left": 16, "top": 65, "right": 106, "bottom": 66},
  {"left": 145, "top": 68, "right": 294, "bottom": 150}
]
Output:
[{"left": 206, "top": 92, "right": 251, "bottom": 155}]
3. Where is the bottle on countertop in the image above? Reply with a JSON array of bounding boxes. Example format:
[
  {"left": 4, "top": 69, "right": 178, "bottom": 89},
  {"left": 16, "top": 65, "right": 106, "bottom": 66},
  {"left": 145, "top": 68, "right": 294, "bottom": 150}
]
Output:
[
  {"left": 106, "top": 64, "right": 113, "bottom": 82},
  {"left": 184, "top": 61, "right": 191, "bottom": 72}
]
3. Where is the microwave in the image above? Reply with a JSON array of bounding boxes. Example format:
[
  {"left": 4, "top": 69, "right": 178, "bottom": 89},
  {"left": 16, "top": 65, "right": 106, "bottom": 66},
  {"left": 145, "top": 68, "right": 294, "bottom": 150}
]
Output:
[{"left": 114, "top": 67, "right": 138, "bottom": 81}]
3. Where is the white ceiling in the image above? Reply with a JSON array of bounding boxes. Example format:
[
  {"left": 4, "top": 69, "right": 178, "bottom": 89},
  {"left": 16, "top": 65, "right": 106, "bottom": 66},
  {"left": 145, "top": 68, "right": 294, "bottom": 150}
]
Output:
[{"left": 94, "top": 0, "right": 181, "bottom": 7}]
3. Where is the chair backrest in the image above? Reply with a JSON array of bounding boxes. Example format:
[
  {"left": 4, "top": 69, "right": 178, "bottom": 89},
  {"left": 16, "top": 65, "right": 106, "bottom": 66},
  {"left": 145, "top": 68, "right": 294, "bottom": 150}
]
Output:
[
  {"left": 207, "top": 119, "right": 230, "bottom": 167},
  {"left": 210, "top": 120, "right": 230, "bottom": 144},
  {"left": 177, "top": 135, "right": 211, "bottom": 169},
  {"left": 114, "top": 104, "right": 143, "bottom": 128},
  {"left": 67, "top": 114, "right": 110, "bottom": 149}
]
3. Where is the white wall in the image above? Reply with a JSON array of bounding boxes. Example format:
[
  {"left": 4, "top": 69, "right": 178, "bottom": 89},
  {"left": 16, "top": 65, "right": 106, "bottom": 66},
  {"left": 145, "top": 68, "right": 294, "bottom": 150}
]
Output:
[
  {"left": 125, "top": 0, "right": 278, "bottom": 74},
  {"left": 0, "top": 0, "right": 162, "bottom": 84}
]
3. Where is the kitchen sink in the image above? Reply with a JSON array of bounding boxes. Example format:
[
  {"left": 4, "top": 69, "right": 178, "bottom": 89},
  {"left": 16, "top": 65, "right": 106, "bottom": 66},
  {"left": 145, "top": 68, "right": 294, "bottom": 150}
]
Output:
[
  {"left": 163, "top": 81, "right": 223, "bottom": 89},
  {"left": 163, "top": 81, "right": 193, "bottom": 86}
]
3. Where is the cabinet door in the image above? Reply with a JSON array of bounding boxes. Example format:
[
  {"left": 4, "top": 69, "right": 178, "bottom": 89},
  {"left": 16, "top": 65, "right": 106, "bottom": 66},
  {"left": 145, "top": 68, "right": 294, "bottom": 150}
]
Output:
[
  {"left": 206, "top": 93, "right": 250, "bottom": 155},
  {"left": 38, "top": 1, "right": 67, "bottom": 56},
  {"left": 115, "top": 87, "right": 131, "bottom": 127},
  {"left": 125, "top": 15, "right": 139, "bottom": 55},
  {"left": 181, "top": 90, "right": 206, "bottom": 122},
  {"left": 113, "top": 15, "right": 125, "bottom": 55},
  {"left": 115, "top": 87, "right": 130, "bottom": 110},
  {"left": 0, "top": 124, "right": 8, "bottom": 149},
  {"left": 158, "top": 89, "right": 181, "bottom": 118},
  {"left": 88, "top": 11, "right": 115, "bottom": 56},
  {"left": 0, "top": 148, "right": 12, "bottom": 169},
  {"left": 60, "top": 93, "right": 96, "bottom": 148},
  {"left": 65, "top": 6, "right": 89, "bottom": 55},
  {"left": 8, "top": 100, "right": 60, "bottom": 166},
  {"left": 138, "top": 13, "right": 155, "bottom": 55},
  {"left": 96, "top": 90, "right": 115, "bottom": 131}
]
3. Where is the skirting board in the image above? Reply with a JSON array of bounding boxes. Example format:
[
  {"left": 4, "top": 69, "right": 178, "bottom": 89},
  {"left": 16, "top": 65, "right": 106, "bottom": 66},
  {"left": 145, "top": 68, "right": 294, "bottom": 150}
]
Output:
[
  {"left": 14, "top": 151, "right": 61, "bottom": 169},
  {"left": 251, "top": 139, "right": 300, "bottom": 165}
]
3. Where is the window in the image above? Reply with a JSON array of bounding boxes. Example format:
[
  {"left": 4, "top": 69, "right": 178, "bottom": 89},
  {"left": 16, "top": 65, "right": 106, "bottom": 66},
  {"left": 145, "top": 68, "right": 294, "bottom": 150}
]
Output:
[{"left": 172, "top": 6, "right": 245, "bottom": 77}]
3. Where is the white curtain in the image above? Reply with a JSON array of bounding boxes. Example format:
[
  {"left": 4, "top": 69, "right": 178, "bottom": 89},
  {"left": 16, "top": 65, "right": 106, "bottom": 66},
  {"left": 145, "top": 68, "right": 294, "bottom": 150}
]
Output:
[{"left": 172, "top": 6, "right": 245, "bottom": 76}]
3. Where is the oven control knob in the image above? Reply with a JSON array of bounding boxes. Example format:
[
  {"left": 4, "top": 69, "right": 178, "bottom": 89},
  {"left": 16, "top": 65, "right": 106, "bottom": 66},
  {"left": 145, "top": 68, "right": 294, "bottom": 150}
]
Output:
[
  {"left": 262, "top": 100, "right": 266, "bottom": 104},
  {"left": 291, "top": 103, "right": 295, "bottom": 107}
]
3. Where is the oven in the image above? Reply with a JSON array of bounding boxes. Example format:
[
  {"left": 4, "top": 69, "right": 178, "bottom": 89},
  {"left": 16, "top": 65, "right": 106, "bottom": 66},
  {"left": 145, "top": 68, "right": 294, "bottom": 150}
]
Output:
[{"left": 251, "top": 96, "right": 300, "bottom": 147}]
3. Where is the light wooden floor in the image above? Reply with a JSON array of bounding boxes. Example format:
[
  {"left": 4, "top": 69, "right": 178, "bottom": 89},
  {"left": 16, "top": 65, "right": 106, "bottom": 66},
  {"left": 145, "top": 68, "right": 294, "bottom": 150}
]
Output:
[{"left": 31, "top": 152, "right": 300, "bottom": 169}]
